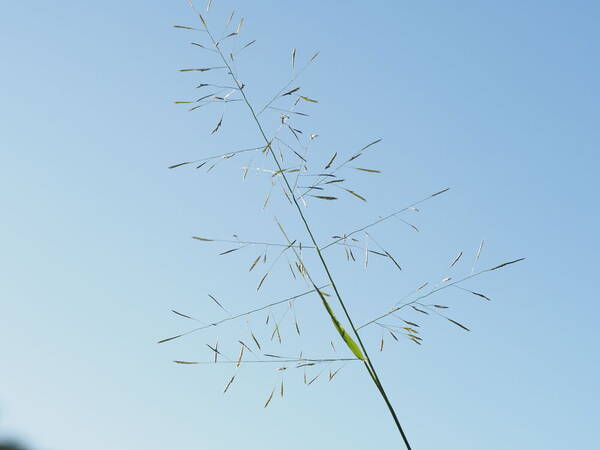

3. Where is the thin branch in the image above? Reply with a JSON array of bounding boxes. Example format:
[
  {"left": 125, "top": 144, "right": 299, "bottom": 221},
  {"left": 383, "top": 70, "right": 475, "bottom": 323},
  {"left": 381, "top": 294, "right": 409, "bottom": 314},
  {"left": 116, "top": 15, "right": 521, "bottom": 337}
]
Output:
[
  {"left": 174, "top": 357, "right": 360, "bottom": 365},
  {"left": 168, "top": 145, "right": 264, "bottom": 169},
  {"left": 358, "top": 258, "right": 525, "bottom": 330},
  {"left": 158, "top": 285, "right": 328, "bottom": 344},
  {"left": 256, "top": 54, "right": 319, "bottom": 117},
  {"left": 321, "top": 188, "right": 450, "bottom": 250}
]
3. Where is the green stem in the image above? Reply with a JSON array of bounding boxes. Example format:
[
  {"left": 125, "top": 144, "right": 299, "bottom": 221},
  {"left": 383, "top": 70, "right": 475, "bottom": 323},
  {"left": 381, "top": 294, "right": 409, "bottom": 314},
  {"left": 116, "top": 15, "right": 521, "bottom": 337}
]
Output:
[{"left": 196, "top": 10, "right": 412, "bottom": 449}]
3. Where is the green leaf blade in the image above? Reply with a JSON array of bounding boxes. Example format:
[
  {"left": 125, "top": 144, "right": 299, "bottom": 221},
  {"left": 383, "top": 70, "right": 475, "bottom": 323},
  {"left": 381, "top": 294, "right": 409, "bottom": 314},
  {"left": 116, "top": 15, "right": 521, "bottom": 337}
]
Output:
[{"left": 318, "top": 293, "right": 365, "bottom": 361}]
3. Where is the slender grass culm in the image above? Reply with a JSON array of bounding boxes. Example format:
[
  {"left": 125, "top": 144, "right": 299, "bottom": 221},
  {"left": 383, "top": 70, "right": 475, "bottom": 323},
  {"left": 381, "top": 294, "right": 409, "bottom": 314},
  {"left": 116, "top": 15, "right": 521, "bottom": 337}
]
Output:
[{"left": 161, "top": 2, "right": 524, "bottom": 448}]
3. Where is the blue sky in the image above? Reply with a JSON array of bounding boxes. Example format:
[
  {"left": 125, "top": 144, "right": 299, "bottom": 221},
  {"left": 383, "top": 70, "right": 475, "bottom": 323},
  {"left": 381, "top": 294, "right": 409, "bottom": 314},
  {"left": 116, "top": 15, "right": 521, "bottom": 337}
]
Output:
[{"left": 1, "top": 1, "right": 599, "bottom": 449}]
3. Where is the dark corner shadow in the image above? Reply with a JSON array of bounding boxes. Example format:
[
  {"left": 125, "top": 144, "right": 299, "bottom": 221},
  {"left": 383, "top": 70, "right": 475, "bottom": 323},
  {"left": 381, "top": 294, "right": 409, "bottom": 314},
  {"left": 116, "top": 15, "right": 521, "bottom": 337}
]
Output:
[{"left": 0, "top": 442, "right": 29, "bottom": 450}]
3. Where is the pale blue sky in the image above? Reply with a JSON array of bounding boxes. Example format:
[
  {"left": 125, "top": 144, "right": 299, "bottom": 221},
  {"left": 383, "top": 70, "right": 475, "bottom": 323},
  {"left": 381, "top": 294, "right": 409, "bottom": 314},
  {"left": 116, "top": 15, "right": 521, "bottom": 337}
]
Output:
[{"left": 1, "top": 1, "right": 599, "bottom": 449}]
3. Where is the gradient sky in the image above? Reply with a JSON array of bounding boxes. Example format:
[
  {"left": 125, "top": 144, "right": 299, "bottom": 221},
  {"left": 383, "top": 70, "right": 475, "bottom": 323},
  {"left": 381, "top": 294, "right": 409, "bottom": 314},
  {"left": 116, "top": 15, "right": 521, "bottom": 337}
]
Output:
[{"left": 1, "top": 1, "right": 599, "bottom": 449}]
